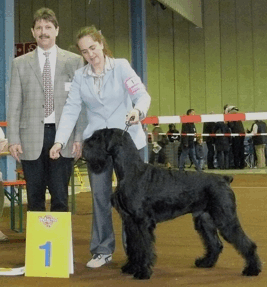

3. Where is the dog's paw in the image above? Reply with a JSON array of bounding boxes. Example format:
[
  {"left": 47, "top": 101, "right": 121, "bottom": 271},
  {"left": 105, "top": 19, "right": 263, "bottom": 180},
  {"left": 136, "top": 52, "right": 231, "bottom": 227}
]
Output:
[
  {"left": 133, "top": 268, "right": 152, "bottom": 280},
  {"left": 195, "top": 257, "right": 215, "bottom": 268},
  {"left": 121, "top": 262, "right": 138, "bottom": 275},
  {"left": 242, "top": 266, "right": 261, "bottom": 276}
]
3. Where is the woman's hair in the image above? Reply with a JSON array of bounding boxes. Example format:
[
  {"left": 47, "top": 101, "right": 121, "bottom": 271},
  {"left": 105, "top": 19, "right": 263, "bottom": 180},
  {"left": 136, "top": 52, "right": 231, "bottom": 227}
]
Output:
[
  {"left": 75, "top": 25, "right": 113, "bottom": 58},
  {"left": 32, "top": 7, "right": 58, "bottom": 29}
]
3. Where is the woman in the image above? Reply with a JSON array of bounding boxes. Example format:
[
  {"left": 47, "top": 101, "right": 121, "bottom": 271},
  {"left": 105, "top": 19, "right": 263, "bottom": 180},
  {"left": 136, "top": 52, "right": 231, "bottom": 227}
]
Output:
[{"left": 50, "top": 26, "right": 151, "bottom": 268}]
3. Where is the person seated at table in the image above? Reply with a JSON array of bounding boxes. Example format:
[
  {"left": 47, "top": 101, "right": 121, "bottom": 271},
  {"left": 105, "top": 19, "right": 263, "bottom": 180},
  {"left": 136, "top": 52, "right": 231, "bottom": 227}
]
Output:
[{"left": 0, "top": 127, "right": 8, "bottom": 242}]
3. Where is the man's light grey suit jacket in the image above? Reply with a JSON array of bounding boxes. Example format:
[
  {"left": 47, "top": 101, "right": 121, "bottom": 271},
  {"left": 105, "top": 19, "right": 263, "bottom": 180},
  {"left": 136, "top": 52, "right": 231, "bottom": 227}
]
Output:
[{"left": 7, "top": 47, "right": 84, "bottom": 160}]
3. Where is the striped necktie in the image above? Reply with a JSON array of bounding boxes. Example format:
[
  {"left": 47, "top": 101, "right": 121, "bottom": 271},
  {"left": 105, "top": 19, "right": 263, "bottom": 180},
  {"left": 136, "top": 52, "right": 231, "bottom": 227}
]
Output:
[{"left": 43, "top": 52, "right": 54, "bottom": 117}]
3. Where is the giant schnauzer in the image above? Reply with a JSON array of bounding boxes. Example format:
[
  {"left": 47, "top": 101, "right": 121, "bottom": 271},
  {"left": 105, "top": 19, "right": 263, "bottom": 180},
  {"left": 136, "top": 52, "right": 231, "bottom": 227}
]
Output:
[{"left": 83, "top": 128, "right": 262, "bottom": 280}]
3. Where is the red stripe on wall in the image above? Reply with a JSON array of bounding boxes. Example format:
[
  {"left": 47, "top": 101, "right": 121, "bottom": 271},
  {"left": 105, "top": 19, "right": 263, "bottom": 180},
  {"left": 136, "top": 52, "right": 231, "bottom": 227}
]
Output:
[
  {"left": 224, "top": 113, "right": 246, "bottom": 122},
  {"left": 142, "top": 116, "right": 159, "bottom": 125},
  {"left": 180, "top": 115, "right": 202, "bottom": 123}
]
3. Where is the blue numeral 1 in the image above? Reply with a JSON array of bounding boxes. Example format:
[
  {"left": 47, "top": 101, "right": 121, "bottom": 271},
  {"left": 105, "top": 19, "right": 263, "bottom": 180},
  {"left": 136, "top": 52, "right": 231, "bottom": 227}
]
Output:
[{"left": 39, "top": 241, "right": 51, "bottom": 267}]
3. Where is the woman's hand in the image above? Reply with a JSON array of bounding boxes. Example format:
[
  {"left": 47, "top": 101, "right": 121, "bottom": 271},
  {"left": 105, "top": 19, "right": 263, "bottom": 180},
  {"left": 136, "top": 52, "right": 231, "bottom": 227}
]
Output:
[
  {"left": 49, "top": 143, "right": 62, "bottom": 160},
  {"left": 126, "top": 109, "right": 140, "bottom": 125}
]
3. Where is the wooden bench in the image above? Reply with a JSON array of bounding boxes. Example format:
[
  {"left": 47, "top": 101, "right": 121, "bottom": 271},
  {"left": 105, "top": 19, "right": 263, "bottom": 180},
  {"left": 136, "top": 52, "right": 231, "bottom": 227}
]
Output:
[{"left": 3, "top": 180, "right": 26, "bottom": 233}]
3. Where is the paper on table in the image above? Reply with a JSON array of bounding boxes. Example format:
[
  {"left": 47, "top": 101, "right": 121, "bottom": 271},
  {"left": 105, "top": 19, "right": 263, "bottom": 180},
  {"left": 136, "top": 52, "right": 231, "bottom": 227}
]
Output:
[{"left": 0, "top": 266, "right": 25, "bottom": 276}]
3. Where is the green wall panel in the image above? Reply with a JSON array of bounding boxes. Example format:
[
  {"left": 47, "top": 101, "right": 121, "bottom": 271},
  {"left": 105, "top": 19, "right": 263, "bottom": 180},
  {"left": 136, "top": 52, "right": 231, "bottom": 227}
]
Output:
[
  {"left": 158, "top": 8, "right": 175, "bottom": 116},
  {"left": 114, "top": 0, "right": 130, "bottom": 60},
  {"left": 71, "top": 0, "right": 86, "bottom": 44},
  {"left": 14, "top": 0, "right": 20, "bottom": 43},
  {"left": 146, "top": 3, "right": 160, "bottom": 117},
  {"left": 252, "top": 0, "right": 267, "bottom": 112},
  {"left": 32, "top": 0, "right": 46, "bottom": 14},
  {"left": 189, "top": 22, "right": 206, "bottom": 115},
  {"left": 203, "top": 0, "right": 221, "bottom": 114},
  {"left": 173, "top": 14, "right": 190, "bottom": 117},
  {"left": 46, "top": 0, "right": 59, "bottom": 19},
  {"left": 86, "top": 0, "right": 100, "bottom": 28},
  {"left": 100, "top": 0, "right": 115, "bottom": 56},
  {"left": 19, "top": 0, "right": 33, "bottom": 42},
  {"left": 220, "top": 0, "right": 238, "bottom": 109},
  {"left": 236, "top": 0, "right": 254, "bottom": 113},
  {"left": 13, "top": 0, "right": 267, "bottom": 121},
  {"left": 58, "top": 0, "right": 73, "bottom": 51}
]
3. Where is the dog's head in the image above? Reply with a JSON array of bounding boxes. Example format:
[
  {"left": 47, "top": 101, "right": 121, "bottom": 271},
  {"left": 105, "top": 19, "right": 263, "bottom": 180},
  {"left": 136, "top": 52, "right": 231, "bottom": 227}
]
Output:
[{"left": 83, "top": 128, "right": 127, "bottom": 174}]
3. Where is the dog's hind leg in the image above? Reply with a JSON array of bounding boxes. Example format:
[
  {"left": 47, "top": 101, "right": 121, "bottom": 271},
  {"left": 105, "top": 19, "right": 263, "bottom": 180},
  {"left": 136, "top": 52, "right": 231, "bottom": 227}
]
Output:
[
  {"left": 214, "top": 215, "right": 262, "bottom": 276},
  {"left": 193, "top": 212, "right": 223, "bottom": 268},
  {"left": 122, "top": 215, "right": 156, "bottom": 280}
]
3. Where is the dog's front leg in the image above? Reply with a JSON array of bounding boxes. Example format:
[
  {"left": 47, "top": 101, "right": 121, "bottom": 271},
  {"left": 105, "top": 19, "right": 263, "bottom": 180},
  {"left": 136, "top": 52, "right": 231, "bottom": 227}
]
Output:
[{"left": 122, "top": 215, "right": 156, "bottom": 279}]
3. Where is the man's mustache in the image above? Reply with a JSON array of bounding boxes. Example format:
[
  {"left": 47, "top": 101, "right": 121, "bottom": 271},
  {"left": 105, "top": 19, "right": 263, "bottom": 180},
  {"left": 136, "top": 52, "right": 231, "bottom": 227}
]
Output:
[{"left": 39, "top": 35, "right": 50, "bottom": 39}]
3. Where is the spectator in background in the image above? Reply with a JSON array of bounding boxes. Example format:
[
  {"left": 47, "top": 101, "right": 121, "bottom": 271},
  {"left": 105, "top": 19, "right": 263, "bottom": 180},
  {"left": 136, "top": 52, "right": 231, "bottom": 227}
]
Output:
[
  {"left": 249, "top": 120, "right": 267, "bottom": 168},
  {"left": 0, "top": 127, "right": 8, "bottom": 242},
  {"left": 179, "top": 109, "right": 201, "bottom": 172},
  {"left": 149, "top": 124, "right": 171, "bottom": 168},
  {"left": 226, "top": 106, "right": 245, "bottom": 169},
  {"left": 167, "top": 123, "right": 180, "bottom": 142},
  {"left": 214, "top": 121, "right": 231, "bottom": 169},
  {"left": 195, "top": 135, "right": 205, "bottom": 170},
  {"left": 203, "top": 116, "right": 216, "bottom": 169},
  {"left": 223, "top": 104, "right": 229, "bottom": 114},
  {"left": 167, "top": 123, "right": 181, "bottom": 167}
]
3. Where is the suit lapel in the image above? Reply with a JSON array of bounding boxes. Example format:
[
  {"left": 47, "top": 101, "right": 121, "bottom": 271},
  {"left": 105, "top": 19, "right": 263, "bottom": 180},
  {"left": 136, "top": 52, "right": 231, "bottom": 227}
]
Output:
[
  {"left": 102, "top": 69, "right": 113, "bottom": 91},
  {"left": 55, "top": 47, "right": 68, "bottom": 83},
  {"left": 83, "top": 65, "right": 105, "bottom": 105},
  {"left": 28, "top": 50, "right": 43, "bottom": 87}
]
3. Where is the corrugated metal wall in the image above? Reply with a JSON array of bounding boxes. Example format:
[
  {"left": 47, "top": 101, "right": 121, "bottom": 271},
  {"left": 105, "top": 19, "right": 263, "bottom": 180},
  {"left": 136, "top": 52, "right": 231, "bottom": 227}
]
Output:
[{"left": 15, "top": 0, "right": 267, "bottom": 123}]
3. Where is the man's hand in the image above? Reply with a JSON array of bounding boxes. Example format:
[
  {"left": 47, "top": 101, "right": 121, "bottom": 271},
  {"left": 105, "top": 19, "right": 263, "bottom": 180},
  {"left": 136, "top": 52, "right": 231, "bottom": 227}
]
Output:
[
  {"left": 126, "top": 109, "right": 140, "bottom": 125},
  {"left": 49, "top": 143, "right": 62, "bottom": 160},
  {"left": 9, "top": 144, "right": 23, "bottom": 162},
  {"left": 72, "top": 142, "right": 82, "bottom": 161}
]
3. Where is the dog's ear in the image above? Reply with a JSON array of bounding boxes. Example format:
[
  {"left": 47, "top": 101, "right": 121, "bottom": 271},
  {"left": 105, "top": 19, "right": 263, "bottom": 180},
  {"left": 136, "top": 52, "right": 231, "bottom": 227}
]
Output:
[
  {"left": 105, "top": 129, "right": 123, "bottom": 154},
  {"left": 82, "top": 130, "right": 110, "bottom": 174},
  {"left": 82, "top": 131, "right": 105, "bottom": 160}
]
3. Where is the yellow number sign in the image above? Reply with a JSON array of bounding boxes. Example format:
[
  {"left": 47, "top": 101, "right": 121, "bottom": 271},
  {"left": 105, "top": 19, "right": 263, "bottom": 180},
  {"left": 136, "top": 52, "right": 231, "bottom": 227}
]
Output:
[{"left": 25, "top": 212, "right": 73, "bottom": 278}]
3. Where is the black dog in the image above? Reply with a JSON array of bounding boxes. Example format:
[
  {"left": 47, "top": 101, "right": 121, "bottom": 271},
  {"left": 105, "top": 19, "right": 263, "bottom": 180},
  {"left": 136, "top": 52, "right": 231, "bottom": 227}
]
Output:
[{"left": 83, "top": 128, "right": 262, "bottom": 280}]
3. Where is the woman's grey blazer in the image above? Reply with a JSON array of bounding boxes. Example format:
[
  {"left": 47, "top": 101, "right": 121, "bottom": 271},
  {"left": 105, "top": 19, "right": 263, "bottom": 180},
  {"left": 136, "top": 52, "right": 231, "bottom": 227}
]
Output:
[{"left": 55, "top": 58, "right": 151, "bottom": 150}]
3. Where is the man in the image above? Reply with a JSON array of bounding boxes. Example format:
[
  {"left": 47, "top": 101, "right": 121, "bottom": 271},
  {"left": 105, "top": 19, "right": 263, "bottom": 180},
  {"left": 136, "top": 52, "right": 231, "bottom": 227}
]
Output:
[
  {"left": 149, "top": 123, "right": 171, "bottom": 168},
  {"left": 203, "top": 114, "right": 216, "bottom": 169},
  {"left": 167, "top": 123, "right": 180, "bottom": 143},
  {"left": 179, "top": 109, "right": 201, "bottom": 171},
  {"left": 250, "top": 120, "right": 267, "bottom": 168},
  {"left": 7, "top": 8, "right": 84, "bottom": 211},
  {"left": 226, "top": 106, "right": 245, "bottom": 169},
  {"left": 0, "top": 127, "right": 8, "bottom": 241}
]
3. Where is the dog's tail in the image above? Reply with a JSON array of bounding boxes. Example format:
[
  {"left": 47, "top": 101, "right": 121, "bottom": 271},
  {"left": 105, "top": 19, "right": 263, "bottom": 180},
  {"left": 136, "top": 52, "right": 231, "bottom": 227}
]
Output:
[{"left": 223, "top": 175, "right": 233, "bottom": 184}]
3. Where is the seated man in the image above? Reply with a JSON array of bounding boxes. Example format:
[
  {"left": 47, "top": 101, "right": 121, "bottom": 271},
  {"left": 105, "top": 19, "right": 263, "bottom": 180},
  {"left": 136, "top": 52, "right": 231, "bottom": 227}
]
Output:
[{"left": 0, "top": 127, "right": 8, "bottom": 241}]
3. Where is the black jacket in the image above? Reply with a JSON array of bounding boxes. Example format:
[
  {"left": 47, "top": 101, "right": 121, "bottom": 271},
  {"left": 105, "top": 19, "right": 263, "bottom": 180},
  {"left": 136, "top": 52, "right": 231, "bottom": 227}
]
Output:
[
  {"left": 214, "top": 122, "right": 231, "bottom": 152},
  {"left": 203, "top": 122, "right": 216, "bottom": 144},
  {"left": 251, "top": 121, "right": 267, "bottom": 145},
  {"left": 228, "top": 121, "right": 245, "bottom": 134},
  {"left": 167, "top": 128, "right": 180, "bottom": 142},
  {"left": 181, "top": 123, "right": 196, "bottom": 148}
]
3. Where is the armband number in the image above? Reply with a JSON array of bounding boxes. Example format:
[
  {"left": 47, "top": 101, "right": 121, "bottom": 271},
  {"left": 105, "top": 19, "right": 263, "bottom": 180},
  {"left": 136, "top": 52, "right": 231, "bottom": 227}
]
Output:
[{"left": 124, "top": 76, "right": 145, "bottom": 95}]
